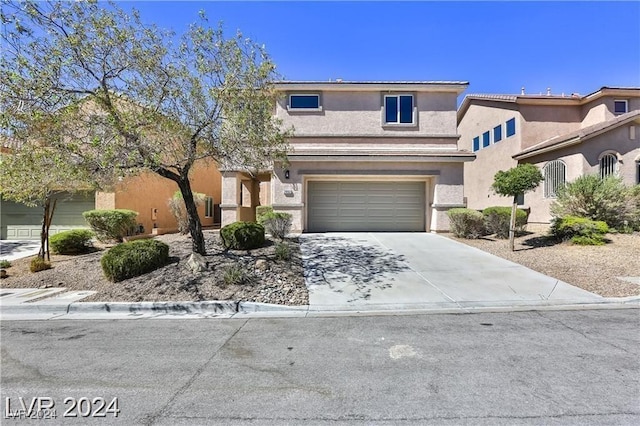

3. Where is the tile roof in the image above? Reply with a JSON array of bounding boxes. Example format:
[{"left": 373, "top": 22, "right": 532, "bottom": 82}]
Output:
[{"left": 514, "top": 110, "right": 640, "bottom": 159}]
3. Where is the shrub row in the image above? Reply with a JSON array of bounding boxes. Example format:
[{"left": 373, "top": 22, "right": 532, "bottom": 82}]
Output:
[{"left": 447, "top": 207, "right": 529, "bottom": 239}]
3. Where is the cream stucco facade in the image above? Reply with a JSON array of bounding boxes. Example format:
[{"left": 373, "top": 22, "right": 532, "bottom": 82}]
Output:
[
  {"left": 221, "top": 81, "right": 473, "bottom": 232},
  {"left": 458, "top": 87, "right": 640, "bottom": 224}
]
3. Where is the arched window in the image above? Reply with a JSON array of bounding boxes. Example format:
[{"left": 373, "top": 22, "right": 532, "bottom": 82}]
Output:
[
  {"left": 599, "top": 153, "right": 618, "bottom": 178},
  {"left": 543, "top": 160, "right": 566, "bottom": 198}
]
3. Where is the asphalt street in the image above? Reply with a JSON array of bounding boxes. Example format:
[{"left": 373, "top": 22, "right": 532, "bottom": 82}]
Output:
[{"left": 1, "top": 309, "right": 639, "bottom": 425}]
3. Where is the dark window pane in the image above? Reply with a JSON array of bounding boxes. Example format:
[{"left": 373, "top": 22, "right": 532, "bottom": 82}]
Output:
[
  {"left": 473, "top": 137, "right": 480, "bottom": 152},
  {"left": 385, "top": 96, "right": 398, "bottom": 123},
  {"left": 399, "top": 95, "right": 413, "bottom": 123},
  {"left": 614, "top": 101, "right": 627, "bottom": 114},
  {"left": 516, "top": 193, "right": 525, "bottom": 205},
  {"left": 483, "top": 131, "right": 490, "bottom": 147},
  {"left": 494, "top": 125, "right": 502, "bottom": 142},
  {"left": 290, "top": 95, "right": 319, "bottom": 109},
  {"left": 506, "top": 118, "right": 516, "bottom": 137}
]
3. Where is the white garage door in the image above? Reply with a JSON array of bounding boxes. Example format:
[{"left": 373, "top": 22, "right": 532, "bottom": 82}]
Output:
[{"left": 307, "top": 181, "right": 426, "bottom": 232}]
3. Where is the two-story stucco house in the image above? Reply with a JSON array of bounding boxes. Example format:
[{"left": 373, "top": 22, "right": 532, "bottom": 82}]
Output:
[
  {"left": 457, "top": 87, "right": 640, "bottom": 223},
  {"left": 220, "top": 80, "right": 473, "bottom": 232}
]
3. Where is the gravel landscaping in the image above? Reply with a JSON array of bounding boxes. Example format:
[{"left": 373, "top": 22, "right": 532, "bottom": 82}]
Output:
[
  {"left": 446, "top": 225, "right": 640, "bottom": 298},
  {"left": 0, "top": 230, "right": 308, "bottom": 305}
]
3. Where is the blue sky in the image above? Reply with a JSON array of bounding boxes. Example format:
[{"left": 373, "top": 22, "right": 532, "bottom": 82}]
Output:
[{"left": 125, "top": 1, "right": 639, "bottom": 97}]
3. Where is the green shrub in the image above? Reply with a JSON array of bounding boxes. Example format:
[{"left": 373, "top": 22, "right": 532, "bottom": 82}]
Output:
[
  {"left": 482, "top": 206, "right": 529, "bottom": 238},
  {"left": 0, "top": 260, "right": 11, "bottom": 269},
  {"left": 550, "top": 216, "right": 609, "bottom": 245},
  {"left": 256, "top": 206, "right": 274, "bottom": 225},
  {"left": 220, "top": 221, "right": 265, "bottom": 250},
  {"left": 551, "top": 175, "right": 638, "bottom": 230},
  {"left": 447, "top": 208, "right": 486, "bottom": 239},
  {"left": 222, "top": 264, "right": 255, "bottom": 286},
  {"left": 262, "top": 212, "right": 292, "bottom": 240},
  {"left": 49, "top": 229, "right": 94, "bottom": 254},
  {"left": 83, "top": 209, "right": 138, "bottom": 242},
  {"left": 274, "top": 242, "right": 292, "bottom": 261},
  {"left": 30, "top": 257, "right": 52, "bottom": 273},
  {"left": 101, "top": 239, "right": 169, "bottom": 282}
]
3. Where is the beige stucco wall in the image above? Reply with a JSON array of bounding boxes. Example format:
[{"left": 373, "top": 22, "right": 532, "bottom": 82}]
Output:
[
  {"left": 458, "top": 102, "right": 522, "bottom": 210},
  {"left": 519, "top": 104, "right": 581, "bottom": 149},
  {"left": 581, "top": 96, "right": 640, "bottom": 127},
  {"left": 96, "top": 159, "right": 221, "bottom": 234},
  {"left": 276, "top": 91, "right": 459, "bottom": 136}
]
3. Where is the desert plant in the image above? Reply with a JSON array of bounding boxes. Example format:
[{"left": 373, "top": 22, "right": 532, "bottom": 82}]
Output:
[
  {"left": 49, "top": 229, "right": 94, "bottom": 254},
  {"left": 0, "top": 260, "right": 11, "bottom": 269},
  {"left": 274, "top": 241, "right": 292, "bottom": 261},
  {"left": 447, "top": 208, "right": 486, "bottom": 239},
  {"left": 262, "top": 212, "right": 293, "bottom": 240},
  {"left": 168, "top": 191, "right": 206, "bottom": 234},
  {"left": 256, "top": 206, "right": 274, "bottom": 224},
  {"left": 551, "top": 175, "right": 638, "bottom": 230},
  {"left": 550, "top": 216, "right": 609, "bottom": 245},
  {"left": 482, "top": 206, "right": 528, "bottom": 238},
  {"left": 100, "top": 239, "right": 169, "bottom": 282},
  {"left": 83, "top": 209, "right": 138, "bottom": 242},
  {"left": 492, "top": 164, "right": 544, "bottom": 251},
  {"left": 30, "top": 257, "right": 52, "bottom": 273},
  {"left": 222, "top": 264, "right": 255, "bottom": 286},
  {"left": 220, "top": 222, "right": 265, "bottom": 250}
]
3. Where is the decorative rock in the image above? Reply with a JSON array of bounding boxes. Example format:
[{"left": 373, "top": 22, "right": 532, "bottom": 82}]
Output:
[
  {"left": 0, "top": 269, "right": 7, "bottom": 279},
  {"left": 186, "top": 253, "right": 207, "bottom": 273},
  {"left": 255, "top": 259, "right": 268, "bottom": 271}
]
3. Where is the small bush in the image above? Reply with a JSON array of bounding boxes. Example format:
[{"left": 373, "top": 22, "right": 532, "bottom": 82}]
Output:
[
  {"left": 30, "top": 257, "right": 52, "bottom": 273},
  {"left": 550, "top": 216, "right": 609, "bottom": 245},
  {"left": 0, "top": 260, "right": 11, "bottom": 268},
  {"left": 83, "top": 209, "right": 138, "bottom": 242},
  {"left": 482, "top": 206, "right": 528, "bottom": 238},
  {"left": 262, "top": 212, "right": 292, "bottom": 240},
  {"left": 168, "top": 191, "right": 206, "bottom": 235},
  {"left": 101, "top": 239, "right": 169, "bottom": 282},
  {"left": 220, "top": 222, "right": 265, "bottom": 250},
  {"left": 222, "top": 264, "right": 255, "bottom": 286},
  {"left": 274, "top": 242, "right": 292, "bottom": 261},
  {"left": 447, "top": 208, "right": 486, "bottom": 239},
  {"left": 49, "top": 229, "right": 94, "bottom": 254},
  {"left": 256, "top": 206, "right": 274, "bottom": 225}
]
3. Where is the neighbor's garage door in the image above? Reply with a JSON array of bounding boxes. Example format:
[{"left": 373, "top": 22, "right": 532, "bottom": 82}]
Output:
[{"left": 307, "top": 181, "right": 425, "bottom": 232}]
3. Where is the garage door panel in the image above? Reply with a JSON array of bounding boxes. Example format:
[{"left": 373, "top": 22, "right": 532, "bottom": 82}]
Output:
[{"left": 307, "top": 181, "right": 425, "bottom": 232}]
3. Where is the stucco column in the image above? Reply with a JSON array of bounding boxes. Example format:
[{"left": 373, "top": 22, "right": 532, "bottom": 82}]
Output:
[
  {"left": 220, "top": 171, "right": 240, "bottom": 226},
  {"left": 271, "top": 167, "right": 304, "bottom": 232},
  {"left": 430, "top": 163, "right": 466, "bottom": 232}
]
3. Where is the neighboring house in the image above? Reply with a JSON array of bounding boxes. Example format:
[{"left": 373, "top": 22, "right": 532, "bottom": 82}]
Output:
[
  {"left": 457, "top": 87, "right": 640, "bottom": 223},
  {"left": 221, "top": 80, "right": 473, "bottom": 232}
]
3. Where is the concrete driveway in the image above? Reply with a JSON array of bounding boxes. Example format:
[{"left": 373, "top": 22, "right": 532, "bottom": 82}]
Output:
[
  {"left": 0, "top": 240, "right": 40, "bottom": 262},
  {"left": 300, "top": 233, "right": 602, "bottom": 311}
]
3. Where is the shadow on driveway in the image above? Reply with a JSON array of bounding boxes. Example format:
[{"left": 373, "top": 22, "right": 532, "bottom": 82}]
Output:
[{"left": 301, "top": 235, "right": 410, "bottom": 302}]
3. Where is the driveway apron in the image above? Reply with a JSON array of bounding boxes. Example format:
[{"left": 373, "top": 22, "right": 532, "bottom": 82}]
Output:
[{"left": 300, "top": 233, "right": 602, "bottom": 310}]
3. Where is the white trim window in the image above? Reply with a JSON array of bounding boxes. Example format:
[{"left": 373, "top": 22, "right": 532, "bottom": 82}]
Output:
[
  {"left": 383, "top": 94, "right": 415, "bottom": 125},
  {"left": 599, "top": 153, "right": 618, "bottom": 178},
  {"left": 614, "top": 100, "right": 628, "bottom": 115},
  {"left": 288, "top": 94, "right": 321, "bottom": 111},
  {"left": 543, "top": 160, "right": 566, "bottom": 198}
]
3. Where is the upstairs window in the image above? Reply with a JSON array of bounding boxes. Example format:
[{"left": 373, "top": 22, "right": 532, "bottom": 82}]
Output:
[
  {"left": 599, "top": 153, "right": 618, "bottom": 178},
  {"left": 473, "top": 136, "right": 480, "bottom": 152},
  {"left": 614, "top": 100, "right": 628, "bottom": 115},
  {"left": 493, "top": 125, "right": 502, "bottom": 143},
  {"left": 482, "top": 131, "right": 490, "bottom": 148},
  {"left": 289, "top": 94, "right": 321, "bottom": 110},
  {"left": 384, "top": 94, "right": 414, "bottom": 124},
  {"left": 543, "top": 160, "right": 566, "bottom": 198},
  {"left": 506, "top": 118, "right": 516, "bottom": 137}
]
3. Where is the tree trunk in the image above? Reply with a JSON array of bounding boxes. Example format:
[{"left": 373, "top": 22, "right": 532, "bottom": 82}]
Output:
[
  {"left": 177, "top": 174, "right": 206, "bottom": 255},
  {"left": 39, "top": 198, "right": 49, "bottom": 260},
  {"left": 509, "top": 196, "right": 517, "bottom": 252},
  {"left": 46, "top": 199, "right": 57, "bottom": 261}
]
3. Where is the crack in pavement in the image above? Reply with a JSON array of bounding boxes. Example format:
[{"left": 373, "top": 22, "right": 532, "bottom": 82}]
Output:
[{"left": 141, "top": 319, "right": 249, "bottom": 425}]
